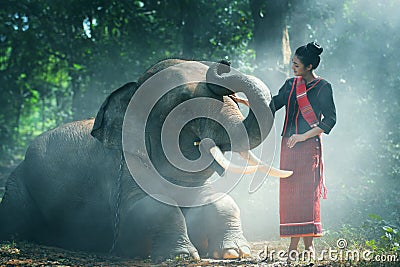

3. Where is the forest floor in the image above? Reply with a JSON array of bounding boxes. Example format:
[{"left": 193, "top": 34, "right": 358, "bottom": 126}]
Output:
[
  {"left": 0, "top": 169, "right": 398, "bottom": 266},
  {"left": 1, "top": 239, "right": 398, "bottom": 267},
  {"left": 0, "top": 240, "right": 341, "bottom": 267}
]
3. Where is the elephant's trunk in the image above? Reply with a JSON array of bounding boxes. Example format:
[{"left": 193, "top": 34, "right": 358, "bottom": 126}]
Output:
[{"left": 206, "top": 62, "right": 273, "bottom": 151}]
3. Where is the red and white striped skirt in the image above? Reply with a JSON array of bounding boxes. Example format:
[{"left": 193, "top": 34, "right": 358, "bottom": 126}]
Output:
[{"left": 279, "top": 136, "right": 325, "bottom": 237}]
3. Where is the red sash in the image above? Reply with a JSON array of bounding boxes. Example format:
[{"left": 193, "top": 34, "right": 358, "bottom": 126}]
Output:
[{"left": 295, "top": 77, "right": 319, "bottom": 128}]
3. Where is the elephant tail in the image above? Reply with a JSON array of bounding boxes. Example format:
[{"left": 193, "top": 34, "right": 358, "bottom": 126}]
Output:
[
  {"left": 0, "top": 162, "right": 40, "bottom": 241},
  {"left": 0, "top": 200, "right": 10, "bottom": 240},
  {"left": 0, "top": 186, "right": 16, "bottom": 240}
]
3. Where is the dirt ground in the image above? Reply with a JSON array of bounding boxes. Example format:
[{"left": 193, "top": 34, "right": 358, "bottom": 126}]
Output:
[
  {"left": 0, "top": 169, "right": 398, "bottom": 266},
  {"left": 2, "top": 240, "right": 398, "bottom": 267},
  {"left": 0, "top": 240, "right": 288, "bottom": 267},
  {"left": 0, "top": 241, "right": 399, "bottom": 267}
]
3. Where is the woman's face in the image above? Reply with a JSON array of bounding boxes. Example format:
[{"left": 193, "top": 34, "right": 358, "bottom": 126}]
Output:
[{"left": 292, "top": 55, "right": 311, "bottom": 77}]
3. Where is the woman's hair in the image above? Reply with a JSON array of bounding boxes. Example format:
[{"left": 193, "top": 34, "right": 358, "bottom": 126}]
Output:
[{"left": 295, "top": 42, "right": 323, "bottom": 70}]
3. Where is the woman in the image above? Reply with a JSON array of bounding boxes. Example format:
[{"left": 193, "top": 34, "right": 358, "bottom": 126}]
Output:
[
  {"left": 273, "top": 42, "right": 336, "bottom": 259},
  {"left": 231, "top": 42, "right": 336, "bottom": 259}
]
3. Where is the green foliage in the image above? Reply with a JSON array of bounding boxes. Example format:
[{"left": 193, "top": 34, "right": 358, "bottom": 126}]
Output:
[
  {"left": 0, "top": 2, "right": 399, "bottom": 253},
  {"left": 364, "top": 214, "right": 400, "bottom": 253},
  {"left": 0, "top": 0, "right": 258, "bottom": 166},
  {"left": 324, "top": 214, "right": 399, "bottom": 256}
]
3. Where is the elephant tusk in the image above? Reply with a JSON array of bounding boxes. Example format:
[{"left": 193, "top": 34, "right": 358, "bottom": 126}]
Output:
[
  {"left": 209, "top": 146, "right": 260, "bottom": 174},
  {"left": 239, "top": 151, "right": 293, "bottom": 178}
]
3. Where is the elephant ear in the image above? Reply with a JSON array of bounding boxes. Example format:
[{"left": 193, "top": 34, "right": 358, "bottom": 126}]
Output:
[{"left": 91, "top": 82, "right": 138, "bottom": 149}]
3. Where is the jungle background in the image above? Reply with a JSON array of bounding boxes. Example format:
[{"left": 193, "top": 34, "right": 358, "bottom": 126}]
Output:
[{"left": 0, "top": 0, "right": 399, "bottom": 265}]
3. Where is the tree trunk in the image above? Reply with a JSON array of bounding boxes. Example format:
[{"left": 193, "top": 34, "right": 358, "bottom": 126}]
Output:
[
  {"left": 180, "top": 0, "right": 197, "bottom": 58},
  {"left": 287, "top": 0, "right": 310, "bottom": 49},
  {"left": 249, "top": 0, "right": 290, "bottom": 88}
]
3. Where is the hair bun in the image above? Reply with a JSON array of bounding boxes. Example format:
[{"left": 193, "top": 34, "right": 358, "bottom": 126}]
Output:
[{"left": 307, "top": 42, "right": 323, "bottom": 56}]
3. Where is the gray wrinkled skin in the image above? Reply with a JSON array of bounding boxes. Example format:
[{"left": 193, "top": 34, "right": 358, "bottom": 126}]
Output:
[{"left": 0, "top": 59, "right": 273, "bottom": 261}]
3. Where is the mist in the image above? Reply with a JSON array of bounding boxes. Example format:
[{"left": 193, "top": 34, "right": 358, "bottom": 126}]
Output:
[
  {"left": 0, "top": 0, "right": 399, "bottom": 259},
  {"left": 227, "top": 0, "right": 400, "bottom": 242}
]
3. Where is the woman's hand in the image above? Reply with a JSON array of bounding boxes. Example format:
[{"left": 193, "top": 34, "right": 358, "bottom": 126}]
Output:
[
  {"left": 229, "top": 94, "right": 249, "bottom": 107},
  {"left": 287, "top": 134, "right": 307, "bottom": 148},
  {"left": 287, "top": 127, "right": 324, "bottom": 148}
]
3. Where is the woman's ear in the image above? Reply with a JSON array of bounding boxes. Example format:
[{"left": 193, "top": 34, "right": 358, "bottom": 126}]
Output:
[
  {"left": 91, "top": 82, "right": 137, "bottom": 149},
  {"left": 307, "top": 64, "right": 313, "bottom": 71}
]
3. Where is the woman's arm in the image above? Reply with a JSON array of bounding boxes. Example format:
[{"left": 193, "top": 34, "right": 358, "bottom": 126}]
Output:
[
  {"left": 288, "top": 82, "right": 336, "bottom": 148},
  {"left": 318, "top": 84, "right": 337, "bottom": 134},
  {"left": 229, "top": 94, "right": 250, "bottom": 107},
  {"left": 272, "top": 79, "right": 291, "bottom": 113},
  {"left": 287, "top": 126, "right": 324, "bottom": 148}
]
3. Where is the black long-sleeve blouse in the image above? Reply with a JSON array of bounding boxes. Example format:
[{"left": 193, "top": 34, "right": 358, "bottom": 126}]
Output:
[{"left": 271, "top": 77, "right": 336, "bottom": 137}]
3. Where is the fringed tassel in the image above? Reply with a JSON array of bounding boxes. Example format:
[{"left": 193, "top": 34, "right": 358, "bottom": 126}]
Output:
[
  {"left": 323, "top": 183, "right": 328, "bottom": 199},
  {"left": 314, "top": 149, "right": 327, "bottom": 200}
]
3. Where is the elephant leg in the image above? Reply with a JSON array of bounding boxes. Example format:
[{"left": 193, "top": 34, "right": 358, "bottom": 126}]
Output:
[
  {"left": 116, "top": 195, "right": 199, "bottom": 262},
  {"left": 184, "top": 194, "right": 251, "bottom": 259}
]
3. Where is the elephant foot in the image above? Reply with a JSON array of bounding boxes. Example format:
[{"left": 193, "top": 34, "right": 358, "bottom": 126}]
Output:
[
  {"left": 117, "top": 195, "right": 199, "bottom": 262},
  {"left": 211, "top": 247, "right": 251, "bottom": 259},
  {"left": 152, "top": 243, "right": 200, "bottom": 262},
  {"left": 184, "top": 194, "right": 252, "bottom": 260},
  {"left": 171, "top": 246, "right": 200, "bottom": 261},
  {"left": 223, "top": 248, "right": 252, "bottom": 259},
  {"left": 151, "top": 234, "right": 200, "bottom": 262},
  {"left": 212, "top": 237, "right": 251, "bottom": 259},
  {"left": 223, "top": 249, "right": 239, "bottom": 259}
]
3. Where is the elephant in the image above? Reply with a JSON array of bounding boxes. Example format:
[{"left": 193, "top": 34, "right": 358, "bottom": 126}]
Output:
[{"left": 0, "top": 59, "right": 291, "bottom": 261}]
